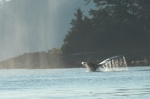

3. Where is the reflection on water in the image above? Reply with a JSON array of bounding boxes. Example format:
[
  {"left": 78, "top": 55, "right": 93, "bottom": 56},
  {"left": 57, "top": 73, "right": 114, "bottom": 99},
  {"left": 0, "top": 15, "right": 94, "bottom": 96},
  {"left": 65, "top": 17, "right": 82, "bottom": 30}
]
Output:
[{"left": 0, "top": 67, "right": 149, "bottom": 99}]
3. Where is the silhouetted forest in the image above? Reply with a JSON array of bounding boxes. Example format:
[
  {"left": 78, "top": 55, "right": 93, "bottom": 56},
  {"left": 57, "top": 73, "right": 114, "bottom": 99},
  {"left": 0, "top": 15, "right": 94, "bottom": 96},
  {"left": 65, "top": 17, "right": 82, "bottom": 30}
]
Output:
[
  {"left": 60, "top": 0, "right": 150, "bottom": 67},
  {"left": 62, "top": 0, "right": 150, "bottom": 56}
]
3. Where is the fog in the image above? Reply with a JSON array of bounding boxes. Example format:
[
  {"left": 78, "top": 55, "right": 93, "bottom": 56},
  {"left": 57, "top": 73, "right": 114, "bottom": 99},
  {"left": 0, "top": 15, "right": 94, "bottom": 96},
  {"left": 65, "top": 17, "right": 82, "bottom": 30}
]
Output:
[{"left": 0, "top": 0, "right": 93, "bottom": 61}]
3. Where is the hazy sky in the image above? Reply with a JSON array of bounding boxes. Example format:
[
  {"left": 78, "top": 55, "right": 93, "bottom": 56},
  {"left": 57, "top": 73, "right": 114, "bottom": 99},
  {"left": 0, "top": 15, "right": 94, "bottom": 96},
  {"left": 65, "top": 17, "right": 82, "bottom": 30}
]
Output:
[{"left": 0, "top": 0, "right": 94, "bottom": 61}]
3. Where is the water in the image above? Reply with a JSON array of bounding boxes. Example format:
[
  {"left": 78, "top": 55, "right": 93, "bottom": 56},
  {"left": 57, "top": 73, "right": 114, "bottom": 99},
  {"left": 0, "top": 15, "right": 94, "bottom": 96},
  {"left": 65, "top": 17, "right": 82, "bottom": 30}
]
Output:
[{"left": 0, "top": 67, "right": 149, "bottom": 99}]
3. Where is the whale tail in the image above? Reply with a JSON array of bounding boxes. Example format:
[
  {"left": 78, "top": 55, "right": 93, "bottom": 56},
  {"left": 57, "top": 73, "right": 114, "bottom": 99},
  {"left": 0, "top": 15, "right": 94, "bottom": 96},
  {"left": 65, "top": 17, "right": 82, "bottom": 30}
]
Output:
[
  {"left": 81, "top": 55, "right": 128, "bottom": 72},
  {"left": 99, "top": 55, "right": 128, "bottom": 71}
]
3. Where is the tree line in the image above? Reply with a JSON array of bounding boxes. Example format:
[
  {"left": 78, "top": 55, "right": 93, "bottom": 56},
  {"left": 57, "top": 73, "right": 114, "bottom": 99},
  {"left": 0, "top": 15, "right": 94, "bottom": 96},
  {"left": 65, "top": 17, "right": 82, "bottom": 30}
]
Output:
[
  {"left": 62, "top": 0, "right": 150, "bottom": 57},
  {"left": 0, "top": 48, "right": 64, "bottom": 69}
]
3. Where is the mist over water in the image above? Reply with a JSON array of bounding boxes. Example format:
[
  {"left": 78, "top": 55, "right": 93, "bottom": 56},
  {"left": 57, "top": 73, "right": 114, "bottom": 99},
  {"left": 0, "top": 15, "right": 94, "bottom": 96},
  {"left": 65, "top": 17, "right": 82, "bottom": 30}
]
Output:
[{"left": 0, "top": 0, "right": 93, "bottom": 61}]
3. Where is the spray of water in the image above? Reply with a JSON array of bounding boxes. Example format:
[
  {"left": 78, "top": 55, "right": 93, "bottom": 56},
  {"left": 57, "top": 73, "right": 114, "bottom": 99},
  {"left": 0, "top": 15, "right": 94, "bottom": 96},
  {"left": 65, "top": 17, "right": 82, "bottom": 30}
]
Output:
[
  {"left": 0, "top": 0, "right": 93, "bottom": 68},
  {"left": 82, "top": 56, "right": 128, "bottom": 72},
  {"left": 99, "top": 56, "right": 128, "bottom": 71},
  {"left": 0, "top": 0, "right": 57, "bottom": 60}
]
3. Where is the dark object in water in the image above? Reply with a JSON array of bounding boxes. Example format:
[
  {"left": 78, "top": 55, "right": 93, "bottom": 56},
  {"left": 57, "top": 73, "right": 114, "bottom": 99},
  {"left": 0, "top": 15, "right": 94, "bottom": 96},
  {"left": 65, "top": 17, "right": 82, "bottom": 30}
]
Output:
[
  {"left": 81, "top": 62, "right": 98, "bottom": 72},
  {"left": 81, "top": 55, "right": 128, "bottom": 72}
]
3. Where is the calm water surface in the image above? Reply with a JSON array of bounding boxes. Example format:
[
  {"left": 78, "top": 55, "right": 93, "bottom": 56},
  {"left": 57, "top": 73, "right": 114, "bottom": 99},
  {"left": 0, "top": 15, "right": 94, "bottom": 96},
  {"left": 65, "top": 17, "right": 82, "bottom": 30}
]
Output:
[{"left": 0, "top": 66, "right": 150, "bottom": 99}]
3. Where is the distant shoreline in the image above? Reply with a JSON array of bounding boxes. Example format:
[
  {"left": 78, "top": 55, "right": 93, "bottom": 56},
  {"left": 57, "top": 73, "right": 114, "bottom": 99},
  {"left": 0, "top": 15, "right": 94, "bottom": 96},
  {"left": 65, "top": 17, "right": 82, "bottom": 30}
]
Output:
[{"left": 0, "top": 51, "right": 150, "bottom": 69}]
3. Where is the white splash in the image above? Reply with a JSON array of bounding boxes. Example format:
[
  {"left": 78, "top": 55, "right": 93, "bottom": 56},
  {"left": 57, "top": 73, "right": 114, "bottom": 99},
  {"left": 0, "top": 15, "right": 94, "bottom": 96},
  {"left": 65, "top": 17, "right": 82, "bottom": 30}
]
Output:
[
  {"left": 99, "top": 55, "right": 128, "bottom": 72},
  {"left": 81, "top": 55, "right": 128, "bottom": 72}
]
